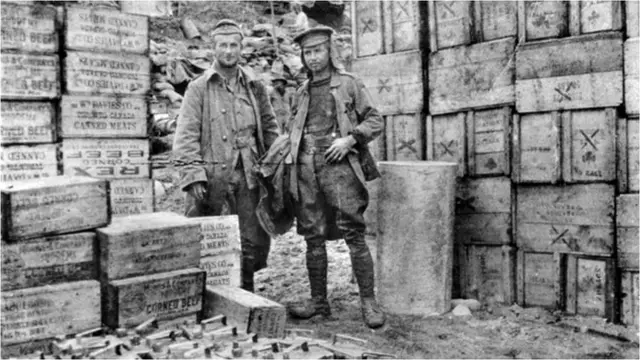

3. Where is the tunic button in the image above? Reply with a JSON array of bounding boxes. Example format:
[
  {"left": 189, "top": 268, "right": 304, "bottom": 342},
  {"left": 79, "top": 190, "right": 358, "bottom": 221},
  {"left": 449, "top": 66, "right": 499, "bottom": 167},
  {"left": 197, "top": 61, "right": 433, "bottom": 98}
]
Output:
[
  {"left": 222, "top": 164, "right": 227, "bottom": 169},
  {"left": 222, "top": 135, "right": 227, "bottom": 141},
  {"left": 222, "top": 109, "right": 227, "bottom": 114}
]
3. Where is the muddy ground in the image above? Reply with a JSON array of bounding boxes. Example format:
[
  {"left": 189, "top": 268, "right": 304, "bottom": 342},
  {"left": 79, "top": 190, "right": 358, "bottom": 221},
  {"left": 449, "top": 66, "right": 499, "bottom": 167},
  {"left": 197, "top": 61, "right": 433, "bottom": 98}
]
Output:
[{"left": 155, "top": 166, "right": 639, "bottom": 359}]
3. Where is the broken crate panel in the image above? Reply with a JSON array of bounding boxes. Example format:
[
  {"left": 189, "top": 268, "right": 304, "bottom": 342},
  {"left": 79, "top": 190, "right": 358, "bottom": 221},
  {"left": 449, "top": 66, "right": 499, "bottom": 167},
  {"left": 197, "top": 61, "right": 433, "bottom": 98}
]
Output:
[
  {"left": 385, "top": 113, "right": 424, "bottom": 161},
  {"left": 1, "top": 3, "right": 59, "bottom": 53},
  {"left": 352, "top": 0, "right": 383, "bottom": 57},
  {"left": 1, "top": 101, "right": 56, "bottom": 145},
  {"left": 426, "top": 112, "right": 466, "bottom": 177},
  {"left": 109, "top": 178, "right": 154, "bottom": 217},
  {"left": 1, "top": 280, "right": 101, "bottom": 345},
  {"left": 60, "top": 95, "right": 148, "bottom": 138},
  {"left": 429, "top": 37, "right": 515, "bottom": 115},
  {"left": 455, "top": 177, "right": 513, "bottom": 245},
  {"left": 62, "top": 138, "right": 150, "bottom": 178},
  {"left": 203, "top": 286, "right": 286, "bottom": 339},
  {"left": 459, "top": 245, "right": 516, "bottom": 305},
  {"left": 617, "top": 117, "right": 639, "bottom": 193},
  {"left": 516, "top": 184, "right": 615, "bottom": 255},
  {"left": 0, "top": 143, "right": 58, "bottom": 184},
  {"left": 515, "top": 32, "right": 623, "bottom": 113},
  {"left": 382, "top": 0, "right": 422, "bottom": 53},
  {"left": 1, "top": 53, "right": 60, "bottom": 99},
  {"left": 616, "top": 194, "right": 639, "bottom": 270},
  {"left": 1, "top": 176, "right": 109, "bottom": 241},
  {"left": 97, "top": 211, "right": 201, "bottom": 281},
  {"left": 64, "top": 6, "right": 149, "bottom": 54},
  {"left": 620, "top": 271, "right": 639, "bottom": 326},
  {"left": 352, "top": 50, "right": 423, "bottom": 115},
  {"left": 428, "top": 1, "right": 473, "bottom": 51},
  {"left": 103, "top": 267, "right": 205, "bottom": 328},
  {"left": 517, "top": 251, "right": 615, "bottom": 320},
  {"left": 625, "top": 38, "right": 639, "bottom": 116},
  {"left": 627, "top": 0, "right": 639, "bottom": 38},
  {"left": 2, "top": 232, "right": 96, "bottom": 291}
]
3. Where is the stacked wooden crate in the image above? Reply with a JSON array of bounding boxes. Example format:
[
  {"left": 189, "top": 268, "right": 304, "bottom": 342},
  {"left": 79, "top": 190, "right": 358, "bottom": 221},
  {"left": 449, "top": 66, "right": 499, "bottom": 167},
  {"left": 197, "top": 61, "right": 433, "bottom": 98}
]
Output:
[
  {"left": 1, "top": 176, "right": 109, "bottom": 357},
  {"left": 1, "top": 3, "right": 61, "bottom": 184},
  {"left": 60, "top": 4, "right": 153, "bottom": 217}
]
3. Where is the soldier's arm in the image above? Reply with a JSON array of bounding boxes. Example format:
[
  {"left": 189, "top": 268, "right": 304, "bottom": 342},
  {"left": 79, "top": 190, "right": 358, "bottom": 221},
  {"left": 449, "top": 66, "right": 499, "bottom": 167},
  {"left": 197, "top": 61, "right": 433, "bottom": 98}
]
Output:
[
  {"left": 256, "top": 82, "right": 281, "bottom": 150},
  {"left": 349, "top": 77, "right": 383, "bottom": 145}
]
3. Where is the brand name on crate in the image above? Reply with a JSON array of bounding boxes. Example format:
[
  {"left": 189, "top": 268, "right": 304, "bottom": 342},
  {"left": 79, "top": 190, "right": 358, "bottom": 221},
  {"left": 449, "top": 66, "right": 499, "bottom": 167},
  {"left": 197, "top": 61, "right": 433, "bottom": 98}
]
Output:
[
  {"left": 2, "top": 30, "right": 54, "bottom": 45},
  {"left": 1, "top": 126, "right": 50, "bottom": 137},
  {"left": 1, "top": 78, "right": 56, "bottom": 93},
  {"left": 13, "top": 192, "right": 79, "bottom": 210},
  {"left": 145, "top": 296, "right": 200, "bottom": 314},
  {"left": 202, "top": 239, "right": 230, "bottom": 251},
  {"left": 142, "top": 276, "right": 201, "bottom": 293},
  {"left": 18, "top": 262, "right": 93, "bottom": 281}
]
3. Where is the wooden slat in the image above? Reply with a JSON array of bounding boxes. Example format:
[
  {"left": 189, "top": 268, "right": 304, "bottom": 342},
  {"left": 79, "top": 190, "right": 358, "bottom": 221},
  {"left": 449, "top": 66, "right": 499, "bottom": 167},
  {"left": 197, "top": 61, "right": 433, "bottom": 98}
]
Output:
[
  {"left": 429, "top": 37, "right": 515, "bottom": 115},
  {"left": 617, "top": 117, "right": 639, "bottom": 193},
  {"left": 620, "top": 271, "right": 639, "bottom": 326},
  {"left": 456, "top": 213, "right": 511, "bottom": 245},
  {"left": 617, "top": 194, "right": 639, "bottom": 270},
  {"left": 479, "top": 1, "right": 518, "bottom": 42},
  {"left": 522, "top": 0, "right": 570, "bottom": 41},
  {"left": 428, "top": 112, "right": 466, "bottom": 177},
  {"left": 109, "top": 178, "right": 154, "bottom": 217},
  {"left": 467, "top": 106, "right": 511, "bottom": 176},
  {"left": 1, "top": 53, "right": 60, "bottom": 99},
  {"left": 1, "top": 3, "right": 58, "bottom": 53},
  {"left": 352, "top": 50, "right": 423, "bottom": 115},
  {"left": 385, "top": 113, "right": 424, "bottom": 161},
  {"left": 578, "top": 0, "right": 623, "bottom": 34},
  {"left": 432, "top": 1, "right": 473, "bottom": 50},
  {"left": 514, "top": 112, "right": 562, "bottom": 183},
  {"left": 520, "top": 252, "right": 557, "bottom": 308},
  {"left": 383, "top": 0, "right": 420, "bottom": 53},
  {"left": 0, "top": 102, "right": 55, "bottom": 145},
  {"left": 572, "top": 257, "right": 614, "bottom": 318},
  {"left": 200, "top": 251, "right": 241, "bottom": 287},
  {"left": 353, "top": 0, "right": 383, "bottom": 57},
  {"left": 624, "top": 38, "right": 639, "bottom": 115},
  {"left": 60, "top": 95, "right": 148, "bottom": 138},
  {"left": 626, "top": 0, "right": 640, "bottom": 38},
  {"left": 62, "top": 138, "right": 150, "bottom": 178}
]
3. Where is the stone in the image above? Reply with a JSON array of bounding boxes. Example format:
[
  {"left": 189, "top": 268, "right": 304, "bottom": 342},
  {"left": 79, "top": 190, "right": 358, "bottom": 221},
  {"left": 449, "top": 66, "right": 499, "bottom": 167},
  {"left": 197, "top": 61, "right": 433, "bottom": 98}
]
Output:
[
  {"left": 451, "top": 298, "right": 482, "bottom": 311},
  {"left": 452, "top": 304, "right": 472, "bottom": 317}
]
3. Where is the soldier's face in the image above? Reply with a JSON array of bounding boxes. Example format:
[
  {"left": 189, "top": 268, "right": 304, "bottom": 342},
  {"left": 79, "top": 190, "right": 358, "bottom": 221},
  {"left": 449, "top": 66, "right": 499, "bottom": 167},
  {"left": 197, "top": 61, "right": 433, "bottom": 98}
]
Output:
[
  {"left": 303, "top": 42, "right": 330, "bottom": 75},
  {"left": 214, "top": 34, "right": 242, "bottom": 68}
]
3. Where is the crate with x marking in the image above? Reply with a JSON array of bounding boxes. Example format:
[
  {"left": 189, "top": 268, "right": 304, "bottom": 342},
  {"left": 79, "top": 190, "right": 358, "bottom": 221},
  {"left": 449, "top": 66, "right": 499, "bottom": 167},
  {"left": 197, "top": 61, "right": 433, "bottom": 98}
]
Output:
[{"left": 385, "top": 113, "right": 423, "bottom": 161}]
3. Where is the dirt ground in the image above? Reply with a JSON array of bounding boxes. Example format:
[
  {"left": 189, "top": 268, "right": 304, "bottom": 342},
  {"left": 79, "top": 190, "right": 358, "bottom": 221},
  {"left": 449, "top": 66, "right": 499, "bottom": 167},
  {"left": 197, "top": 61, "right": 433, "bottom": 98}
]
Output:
[{"left": 155, "top": 166, "right": 639, "bottom": 359}]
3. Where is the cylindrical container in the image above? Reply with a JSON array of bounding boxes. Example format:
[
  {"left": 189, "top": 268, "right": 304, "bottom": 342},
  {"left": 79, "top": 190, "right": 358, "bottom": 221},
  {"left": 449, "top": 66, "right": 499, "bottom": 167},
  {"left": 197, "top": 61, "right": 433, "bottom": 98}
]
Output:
[{"left": 376, "top": 161, "right": 457, "bottom": 315}]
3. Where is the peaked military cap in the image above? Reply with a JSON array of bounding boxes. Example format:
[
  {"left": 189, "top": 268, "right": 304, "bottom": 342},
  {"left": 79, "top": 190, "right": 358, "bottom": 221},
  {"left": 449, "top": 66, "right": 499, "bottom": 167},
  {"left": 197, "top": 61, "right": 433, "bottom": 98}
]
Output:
[
  {"left": 293, "top": 25, "right": 334, "bottom": 47},
  {"left": 211, "top": 19, "right": 244, "bottom": 39}
]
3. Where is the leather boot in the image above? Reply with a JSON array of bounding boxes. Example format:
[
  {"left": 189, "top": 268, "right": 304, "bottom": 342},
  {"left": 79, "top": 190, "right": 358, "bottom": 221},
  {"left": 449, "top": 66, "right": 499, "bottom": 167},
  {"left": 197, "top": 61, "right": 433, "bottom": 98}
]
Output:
[
  {"left": 348, "top": 237, "right": 386, "bottom": 328},
  {"left": 289, "top": 241, "right": 331, "bottom": 319},
  {"left": 241, "top": 252, "right": 255, "bottom": 293}
]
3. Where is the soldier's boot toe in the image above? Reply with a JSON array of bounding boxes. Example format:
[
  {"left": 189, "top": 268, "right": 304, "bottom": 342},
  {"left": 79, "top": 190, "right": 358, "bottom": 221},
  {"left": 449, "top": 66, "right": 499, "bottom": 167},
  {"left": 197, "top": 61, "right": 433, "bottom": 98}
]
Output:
[
  {"left": 361, "top": 297, "right": 386, "bottom": 329},
  {"left": 288, "top": 298, "right": 331, "bottom": 320}
]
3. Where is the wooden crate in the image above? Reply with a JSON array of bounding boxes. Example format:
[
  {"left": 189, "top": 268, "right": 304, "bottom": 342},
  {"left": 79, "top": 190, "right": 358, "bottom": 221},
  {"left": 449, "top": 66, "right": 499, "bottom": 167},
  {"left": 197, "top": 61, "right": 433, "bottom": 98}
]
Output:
[
  {"left": 352, "top": 0, "right": 383, "bottom": 57},
  {"left": 351, "top": 50, "right": 423, "bottom": 115},
  {"left": 476, "top": 1, "right": 518, "bottom": 42},
  {"left": 364, "top": 177, "right": 381, "bottom": 239},
  {"left": 2, "top": 232, "right": 96, "bottom": 291},
  {"left": 0, "top": 143, "right": 58, "bottom": 184},
  {"left": 426, "top": 112, "right": 466, "bottom": 177},
  {"left": 200, "top": 252, "right": 241, "bottom": 287},
  {"left": 1, "top": 176, "right": 109, "bottom": 241},
  {"left": 617, "top": 194, "right": 639, "bottom": 270},
  {"left": 65, "top": 6, "right": 149, "bottom": 54},
  {"left": 513, "top": 109, "right": 617, "bottom": 183},
  {"left": 627, "top": 0, "right": 639, "bottom": 38},
  {"left": 60, "top": 95, "right": 148, "bottom": 138},
  {"left": 64, "top": 51, "right": 150, "bottom": 96},
  {"left": 576, "top": 0, "right": 623, "bottom": 34},
  {"left": 429, "top": 37, "right": 515, "bottom": 115},
  {"left": 97, "top": 212, "right": 201, "bottom": 281},
  {"left": 1, "top": 102, "right": 55, "bottom": 145},
  {"left": 515, "top": 32, "right": 623, "bottom": 113},
  {"left": 1, "top": 53, "right": 60, "bottom": 99},
  {"left": 428, "top": 1, "right": 473, "bottom": 51},
  {"left": 467, "top": 106, "right": 512, "bottom": 176},
  {"left": 62, "top": 138, "right": 150, "bottom": 178},
  {"left": 1, "top": 3, "right": 58, "bottom": 53},
  {"left": 620, "top": 270, "right": 639, "bottom": 326},
  {"left": 1, "top": 280, "right": 101, "bottom": 345},
  {"left": 203, "top": 286, "right": 286, "bottom": 339},
  {"left": 189, "top": 215, "right": 241, "bottom": 258},
  {"left": 382, "top": 0, "right": 421, "bottom": 53},
  {"left": 625, "top": 38, "right": 639, "bottom": 116},
  {"left": 516, "top": 184, "right": 615, "bottom": 255},
  {"left": 459, "top": 245, "right": 516, "bottom": 305},
  {"left": 103, "top": 268, "right": 205, "bottom": 328},
  {"left": 617, "top": 117, "right": 639, "bottom": 193},
  {"left": 517, "top": 251, "right": 615, "bottom": 320},
  {"left": 455, "top": 177, "right": 513, "bottom": 245},
  {"left": 109, "top": 178, "right": 154, "bottom": 217},
  {"left": 385, "top": 113, "right": 424, "bottom": 161}
]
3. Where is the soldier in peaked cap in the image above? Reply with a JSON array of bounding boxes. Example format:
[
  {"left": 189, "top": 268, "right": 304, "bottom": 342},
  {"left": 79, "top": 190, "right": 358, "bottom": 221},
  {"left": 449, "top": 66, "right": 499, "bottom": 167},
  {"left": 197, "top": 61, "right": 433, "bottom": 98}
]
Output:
[
  {"left": 173, "top": 19, "right": 280, "bottom": 292},
  {"left": 286, "top": 26, "right": 386, "bottom": 328}
]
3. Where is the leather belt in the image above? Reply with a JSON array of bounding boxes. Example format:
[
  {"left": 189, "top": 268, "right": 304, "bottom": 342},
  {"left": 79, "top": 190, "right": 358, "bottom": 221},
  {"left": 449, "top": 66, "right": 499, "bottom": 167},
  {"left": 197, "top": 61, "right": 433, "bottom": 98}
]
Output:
[{"left": 300, "top": 134, "right": 334, "bottom": 154}]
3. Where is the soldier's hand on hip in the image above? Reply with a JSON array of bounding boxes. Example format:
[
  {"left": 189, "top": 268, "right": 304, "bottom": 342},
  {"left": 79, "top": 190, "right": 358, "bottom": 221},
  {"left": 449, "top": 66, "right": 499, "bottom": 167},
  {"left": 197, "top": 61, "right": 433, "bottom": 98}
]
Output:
[
  {"left": 187, "top": 182, "right": 207, "bottom": 202},
  {"left": 325, "top": 135, "right": 357, "bottom": 164}
]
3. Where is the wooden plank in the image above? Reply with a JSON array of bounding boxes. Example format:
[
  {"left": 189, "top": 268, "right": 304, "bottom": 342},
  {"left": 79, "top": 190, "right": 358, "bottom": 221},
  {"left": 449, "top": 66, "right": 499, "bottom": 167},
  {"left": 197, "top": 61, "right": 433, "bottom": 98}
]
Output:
[
  {"left": 563, "top": 108, "right": 617, "bottom": 182},
  {"left": 516, "top": 71, "right": 623, "bottom": 112},
  {"left": 1, "top": 280, "right": 101, "bottom": 345},
  {"left": 383, "top": 0, "right": 420, "bottom": 53},
  {"left": 1, "top": 102, "right": 55, "bottom": 145},
  {"left": 385, "top": 113, "right": 424, "bottom": 161},
  {"left": 109, "top": 178, "right": 154, "bottom": 217},
  {"left": 2, "top": 232, "right": 96, "bottom": 291},
  {"left": 0, "top": 144, "right": 58, "bottom": 184},
  {"left": 353, "top": 0, "right": 383, "bottom": 57},
  {"left": 203, "top": 286, "right": 286, "bottom": 339},
  {"left": 620, "top": 271, "right": 639, "bottom": 326},
  {"left": 516, "top": 184, "right": 615, "bottom": 254},
  {"left": 119, "top": 1, "right": 171, "bottom": 17},
  {"left": 617, "top": 117, "right": 640, "bottom": 193},
  {"left": 625, "top": 38, "right": 639, "bottom": 115},
  {"left": 626, "top": 0, "right": 640, "bottom": 38},
  {"left": 463, "top": 245, "right": 516, "bottom": 305},
  {"left": 64, "top": 51, "right": 150, "bottom": 96},
  {"left": 65, "top": 6, "right": 149, "bottom": 54},
  {"left": 97, "top": 212, "right": 201, "bottom": 281},
  {"left": 103, "top": 268, "right": 205, "bottom": 328},
  {"left": 523, "top": 0, "right": 569, "bottom": 41},
  {"left": 1, "top": 176, "right": 109, "bottom": 241},
  {"left": 1, "top": 53, "right": 60, "bottom": 99},
  {"left": 428, "top": 112, "right": 466, "bottom": 177},
  {"left": 200, "top": 252, "right": 241, "bottom": 287},
  {"left": 617, "top": 194, "right": 639, "bottom": 270},
  {"left": 433, "top": 1, "right": 473, "bottom": 50},
  {"left": 60, "top": 95, "right": 148, "bottom": 138},
  {"left": 1, "top": 3, "right": 58, "bottom": 53},
  {"left": 467, "top": 106, "right": 511, "bottom": 176},
  {"left": 514, "top": 112, "right": 562, "bottom": 183},
  {"left": 189, "top": 215, "right": 241, "bottom": 258},
  {"left": 479, "top": 1, "right": 518, "bottom": 42},
  {"left": 572, "top": 256, "right": 615, "bottom": 319},
  {"left": 352, "top": 50, "right": 423, "bottom": 115},
  {"left": 578, "top": 0, "right": 622, "bottom": 34},
  {"left": 520, "top": 252, "right": 557, "bottom": 308},
  {"left": 62, "top": 138, "right": 150, "bottom": 178},
  {"left": 429, "top": 37, "right": 516, "bottom": 115},
  {"left": 1, "top": 337, "right": 54, "bottom": 358},
  {"left": 456, "top": 213, "right": 511, "bottom": 245}
]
